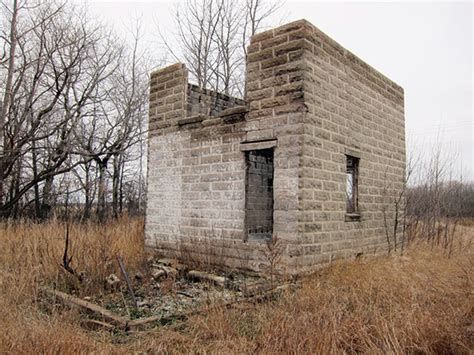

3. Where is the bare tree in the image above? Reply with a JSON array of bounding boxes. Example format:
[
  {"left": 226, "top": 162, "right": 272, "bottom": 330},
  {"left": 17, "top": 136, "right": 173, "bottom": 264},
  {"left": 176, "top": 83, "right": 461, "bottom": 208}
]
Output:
[
  {"left": 72, "top": 160, "right": 97, "bottom": 219},
  {"left": 160, "top": 0, "right": 282, "bottom": 97},
  {"left": 164, "top": 0, "right": 221, "bottom": 90},
  {"left": 0, "top": 1, "right": 149, "bottom": 219},
  {"left": 241, "top": 0, "right": 283, "bottom": 56},
  {"left": 1, "top": 0, "right": 21, "bottom": 211},
  {"left": 381, "top": 153, "right": 418, "bottom": 254},
  {"left": 404, "top": 146, "right": 469, "bottom": 254},
  {"left": 73, "top": 23, "right": 149, "bottom": 222},
  {"left": 1, "top": 0, "right": 80, "bottom": 217}
]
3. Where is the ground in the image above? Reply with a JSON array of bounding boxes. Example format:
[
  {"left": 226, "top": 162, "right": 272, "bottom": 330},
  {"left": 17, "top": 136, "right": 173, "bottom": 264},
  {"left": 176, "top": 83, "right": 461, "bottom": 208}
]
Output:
[{"left": 0, "top": 217, "right": 472, "bottom": 353}]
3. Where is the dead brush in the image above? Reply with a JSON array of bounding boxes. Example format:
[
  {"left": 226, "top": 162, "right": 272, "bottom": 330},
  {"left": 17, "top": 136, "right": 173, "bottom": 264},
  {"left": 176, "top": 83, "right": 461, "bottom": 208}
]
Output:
[
  {"left": 0, "top": 216, "right": 146, "bottom": 300},
  {"left": 261, "top": 235, "right": 284, "bottom": 289},
  {"left": 257, "top": 243, "right": 473, "bottom": 353},
  {"left": 0, "top": 218, "right": 472, "bottom": 353}
]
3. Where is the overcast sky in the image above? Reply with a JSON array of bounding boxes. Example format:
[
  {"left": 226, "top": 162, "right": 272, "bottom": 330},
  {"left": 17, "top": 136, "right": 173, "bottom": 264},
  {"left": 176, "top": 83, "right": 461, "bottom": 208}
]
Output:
[{"left": 84, "top": 0, "right": 473, "bottom": 181}]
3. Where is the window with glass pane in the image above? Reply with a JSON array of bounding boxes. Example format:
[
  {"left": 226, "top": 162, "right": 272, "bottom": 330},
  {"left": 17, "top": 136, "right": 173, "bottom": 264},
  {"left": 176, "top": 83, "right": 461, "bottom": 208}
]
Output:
[{"left": 346, "top": 155, "right": 359, "bottom": 214}]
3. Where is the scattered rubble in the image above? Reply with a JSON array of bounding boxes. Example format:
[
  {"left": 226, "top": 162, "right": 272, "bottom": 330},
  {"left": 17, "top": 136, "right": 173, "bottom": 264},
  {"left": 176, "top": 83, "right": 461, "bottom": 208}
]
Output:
[{"left": 43, "top": 256, "right": 296, "bottom": 333}]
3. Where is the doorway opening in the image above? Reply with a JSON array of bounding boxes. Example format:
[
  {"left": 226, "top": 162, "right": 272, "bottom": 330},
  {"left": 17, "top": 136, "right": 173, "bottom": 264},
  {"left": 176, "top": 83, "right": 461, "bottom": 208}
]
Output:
[{"left": 245, "top": 148, "right": 274, "bottom": 241}]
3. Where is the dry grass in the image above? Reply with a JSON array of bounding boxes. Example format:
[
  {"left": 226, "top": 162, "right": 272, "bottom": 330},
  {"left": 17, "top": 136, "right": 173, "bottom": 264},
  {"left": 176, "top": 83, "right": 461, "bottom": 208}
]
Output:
[
  {"left": 0, "top": 216, "right": 146, "bottom": 301},
  {"left": 0, "top": 218, "right": 473, "bottom": 354}
]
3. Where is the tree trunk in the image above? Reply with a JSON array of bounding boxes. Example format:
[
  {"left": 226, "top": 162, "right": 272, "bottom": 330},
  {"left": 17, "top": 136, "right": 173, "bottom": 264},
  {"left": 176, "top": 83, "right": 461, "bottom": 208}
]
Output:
[
  {"left": 83, "top": 164, "right": 91, "bottom": 219},
  {"left": 119, "top": 154, "right": 125, "bottom": 215},
  {"left": 112, "top": 154, "right": 120, "bottom": 218},
  {"left": 0, "top": 0, "right": 19, "bottom": 212},
  {"left": 10, "top": 160, "right": 21, "bottom": 218},
  {"left": 96, "top": 158, "right": 108, "bottom": 223},
  {"left": 41, "top": 175, "right": 54, "bottom": 219},
  {"left": 32, "top": 138, "right": 41, "bottom": 218}
]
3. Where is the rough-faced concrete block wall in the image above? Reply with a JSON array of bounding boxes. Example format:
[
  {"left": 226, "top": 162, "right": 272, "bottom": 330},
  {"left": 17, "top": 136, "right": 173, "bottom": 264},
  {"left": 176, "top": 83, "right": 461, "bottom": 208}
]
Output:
[
  {"left": 146, "top": 64, "right": 249, "bottom": 265},
  {"left": 149, "top": 63, "right": 188, "bottom": 135},
  {"left": 187, "top": 84, "right": 245, "bottom": 116},
  {"left": 146, "top": 63, "right": 187, "bottom": 245},
  {"left": 245, "top": 21, "right": 307, "bottom": 251},
  {"left": 295, "top": 20, "right": 405, "bottom": 270},
  {"left": 145, "top": 19, "right": 405, "bottom": 274}
]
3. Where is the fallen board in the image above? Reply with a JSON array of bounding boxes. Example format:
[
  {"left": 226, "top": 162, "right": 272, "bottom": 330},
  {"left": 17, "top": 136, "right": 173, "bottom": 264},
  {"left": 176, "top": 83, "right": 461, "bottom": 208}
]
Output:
[
  {"left": 42, "top": 288, "right": 129, "bottom": 328},
  {"left": 42, "top": 280, "right": 299, "bottom": 332}
]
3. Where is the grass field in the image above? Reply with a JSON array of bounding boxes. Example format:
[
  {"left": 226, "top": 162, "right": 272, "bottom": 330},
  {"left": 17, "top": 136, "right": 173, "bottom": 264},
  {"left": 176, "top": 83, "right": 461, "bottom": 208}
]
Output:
[{"left": 1, "top": 217, "right": 472, "bottom": 353}]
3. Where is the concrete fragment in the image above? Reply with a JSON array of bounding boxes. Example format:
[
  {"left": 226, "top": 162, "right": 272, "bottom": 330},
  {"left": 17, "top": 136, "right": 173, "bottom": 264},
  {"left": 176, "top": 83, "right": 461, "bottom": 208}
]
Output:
[
  {"left": 188, "top": 270, "right": 227, "bottom": 287},
  {"left": 106, "top": 273, "right": 120, "bottom": 287},
  {"left": 151, "top": 269, "right": 166, "bottom": 280}
]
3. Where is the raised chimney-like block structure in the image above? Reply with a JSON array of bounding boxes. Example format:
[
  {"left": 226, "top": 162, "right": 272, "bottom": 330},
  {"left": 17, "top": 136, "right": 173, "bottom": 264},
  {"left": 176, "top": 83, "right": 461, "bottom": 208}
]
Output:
[{"left": 145, "top": 20, "right": 405, "bottom": 273}]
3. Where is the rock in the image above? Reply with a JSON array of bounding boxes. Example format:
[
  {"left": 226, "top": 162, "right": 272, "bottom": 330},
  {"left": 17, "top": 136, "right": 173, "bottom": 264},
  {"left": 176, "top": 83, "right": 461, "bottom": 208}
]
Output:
[
  {"left": 83, "top": 296, "right": 92, "bottom": 301},
  {"left": 151, "top": 265, "right": 178, "bottom": 280},
  {"left": 106, "top": 273, "right": 120, "bottom": 287},
  {"left": 134, "top": 271, "right": 144, "bottom": 280},
  {"left": 240, "top": 280, "right": 273, "bottom": 297},
  {"left": 188, "top": 270, "right": 227, "bottom": 287},
  {"left": 137, "top": 299, "right": 149, "bottom": 307},
  {"left": 161, "top": 266, "right": 178, "bottom": 277},
  {"left": 157, "top": 258, "right": 174, "bottom": 266},
  {"left": 152, "top": 269, "right": 166, "bottom": 280}
]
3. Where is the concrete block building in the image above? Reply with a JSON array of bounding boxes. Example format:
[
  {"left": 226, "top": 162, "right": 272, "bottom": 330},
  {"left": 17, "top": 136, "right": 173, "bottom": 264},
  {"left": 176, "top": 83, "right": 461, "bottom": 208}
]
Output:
[{"left": 145, "top": 19, "right": 405, "bottom": 273}]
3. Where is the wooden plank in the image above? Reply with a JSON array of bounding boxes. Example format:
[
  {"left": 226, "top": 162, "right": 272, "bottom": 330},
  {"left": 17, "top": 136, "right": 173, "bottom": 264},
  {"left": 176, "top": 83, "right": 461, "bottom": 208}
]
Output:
[
  {"left": 42, "top": 288, "right": 128, "bottom": 327},
  {"left": 82, "top": 319, "right": 115, "bottom": 331},
  {"left": 127, "top": 315, "right": 161, "bottom": 327}
]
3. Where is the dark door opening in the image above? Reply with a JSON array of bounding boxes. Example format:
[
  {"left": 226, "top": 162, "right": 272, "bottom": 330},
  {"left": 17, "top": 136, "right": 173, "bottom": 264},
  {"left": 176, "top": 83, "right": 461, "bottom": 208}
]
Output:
[{"left": 245, "top": 148, "right": 274, "bottom": 241}]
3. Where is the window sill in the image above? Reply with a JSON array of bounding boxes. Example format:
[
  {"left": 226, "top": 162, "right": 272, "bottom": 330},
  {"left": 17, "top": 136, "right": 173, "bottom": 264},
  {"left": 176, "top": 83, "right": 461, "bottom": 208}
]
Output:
[
  {"left": 345, "top": 213, "right": 361, "bottom": 222},
  {"left": 246, "top": 234, "right": 272, "bottom": 243}
]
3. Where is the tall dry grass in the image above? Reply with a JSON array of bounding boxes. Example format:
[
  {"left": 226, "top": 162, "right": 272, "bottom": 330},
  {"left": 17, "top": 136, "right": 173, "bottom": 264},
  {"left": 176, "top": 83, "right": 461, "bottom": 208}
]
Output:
[
  {"left": 0, "top": 216, "right": 146, "bottom": 300},
  {"left": 0, "top": 218, "right": 472, "bottom": 353}
]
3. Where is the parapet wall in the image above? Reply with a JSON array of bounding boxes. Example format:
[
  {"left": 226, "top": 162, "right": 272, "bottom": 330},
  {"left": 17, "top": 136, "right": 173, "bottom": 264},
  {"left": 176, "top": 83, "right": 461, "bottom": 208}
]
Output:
[
  {"left": 148, "top": 63, "right": 188, "bottom": 135},
  {"left": 148, "top": 64, "right": 245, "bottom": 138},
  {"left": 187, "top": 84, "right": 245, "bottom": 117}
]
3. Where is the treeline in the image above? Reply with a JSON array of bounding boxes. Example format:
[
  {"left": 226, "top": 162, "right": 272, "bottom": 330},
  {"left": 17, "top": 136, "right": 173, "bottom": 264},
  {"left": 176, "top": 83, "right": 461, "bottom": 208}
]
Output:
[
  {"left": 401, "top": 148, "right": 474, "bottom": 254},
  {"left": 0, "top": 0, "right": 282, "bottom": 221},
  {"left": 3, "top": 0, "right": 469, "bottom": 226},
  {"left": 407, "top": 181, "right": 474, "bottom": 219},
  {"left": 0, "top": 0, "right": 150, "bottom": 220}
]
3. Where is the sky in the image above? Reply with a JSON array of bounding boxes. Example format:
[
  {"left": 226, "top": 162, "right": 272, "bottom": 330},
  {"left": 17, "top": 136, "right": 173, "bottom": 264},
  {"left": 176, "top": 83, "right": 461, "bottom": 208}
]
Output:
[{"left": 82, "top": 0, "right": 473, "bottom": 181}]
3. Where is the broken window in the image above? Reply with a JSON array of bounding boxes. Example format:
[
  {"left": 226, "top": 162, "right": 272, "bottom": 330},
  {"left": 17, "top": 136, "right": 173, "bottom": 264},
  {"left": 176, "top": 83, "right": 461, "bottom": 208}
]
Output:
[
  {"left": 245, "top": 149, "right": 274, "bottom": 241},
  {"left": 346, "top": 155, "right": 359, "bottom": 214}
]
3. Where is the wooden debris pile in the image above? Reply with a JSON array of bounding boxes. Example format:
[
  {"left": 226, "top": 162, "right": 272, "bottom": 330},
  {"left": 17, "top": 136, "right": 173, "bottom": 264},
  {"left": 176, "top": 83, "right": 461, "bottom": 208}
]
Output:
[{"left": 43, "top": 259, "right": 298, "bottom": 333}]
